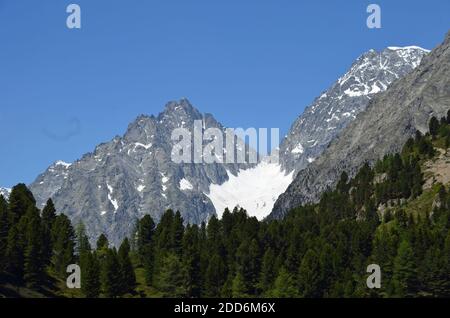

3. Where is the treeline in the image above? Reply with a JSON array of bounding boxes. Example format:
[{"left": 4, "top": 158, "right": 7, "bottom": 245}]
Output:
[
  {"left": 0, "top": 187, "right": 135, "bottom": 297},
  {"left": 1, "top": 114, "right": 450, "bottom": 298}
]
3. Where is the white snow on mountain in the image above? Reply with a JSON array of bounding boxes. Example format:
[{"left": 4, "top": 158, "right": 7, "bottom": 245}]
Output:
[
  {"left": 106, "top": 182, "right": 119, "bottom": 212},
  {"left": 291, "top": 143, "right": 304, "bottom": 154},
  {"left": 0, "top": 187, "right": 11, "bottom": 199},
  {"left": 206, "top": 162, "right": 294, "bottom": 220},
  {"left": 179, "top": 178, "right": 193, "bottom": 191},
  {"left": 387, "top": 45, "right": 430, "bottom": 52},
  {"left": 54, "top": 160, "right": 72, "bottom": 168}
]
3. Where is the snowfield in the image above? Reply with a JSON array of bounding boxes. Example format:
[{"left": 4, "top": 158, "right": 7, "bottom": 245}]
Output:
[{"left": 206, "top": 162, "right": 294, "bottom": 220}]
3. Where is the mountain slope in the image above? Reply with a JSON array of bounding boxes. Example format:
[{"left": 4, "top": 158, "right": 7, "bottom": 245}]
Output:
[
  {"left": 280, "top": 46, "right": 429, "bottom": 173},
  {"left": 30, "top": 99, "right": 254, "bottom": 245},
  {"left": 271, "top": 31, "right": 450, "bottom": 219},
  {"left": 27, "top": 44, "right": 432, "bottom": 243},
  {"left": 209, "top": 46, "right": 428, "bottom": 218}
]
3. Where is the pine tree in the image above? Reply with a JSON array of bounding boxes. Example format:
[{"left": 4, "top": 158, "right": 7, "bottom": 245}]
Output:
[
  {"left": 156, "top": 252, "right": 186, "bottom": 297},
  {"left": 392, "top": 240, "right": 416, "bottom": 297},
  {"left": 258, "top": 248, "right": 276, "bottom": 294},
  {"left": 172, "top": 211, "right": 184, "bottom": 256},
  {"left": 75, "top": 222, "right": 91, "bottom": 256},
  {"left": 23, "top": 206, "right": 45, "bottom": 288},
  {"left": 96, "top": 234, "right": 109, "bottom": 250},
  {"left": 0, "top": 195, "right": 9, "bottom": 271},
  {"left": 204, "top": 253, "right": 226, "bottom": 297},
  {"left": 101, "top": 248, "right": 121, "bottom": 298},
  {"left": 298, "top": 249, "right": 321, "bottom": 298},
  {"left": 429, "top": 116, "right": 439, "bottom": 138},
  {"left": 51, "top": 214, "right": 75, "bottom": 276},
  {"left": 8, "top": 184, "right": 36, "bottom": 225},
  {"left": 231, "top": 272, "right": 248, "bottom": 298},
  {"left": 136, "top": 215, "right": 155, "bottom": 285},
  {"left": 81, "top": 251, "right": 101, "bottom": 298},
  {"left": 270, "top": 267, "right": 299, "bottom": 298},
  {"left": 5, "top": 224, "right": 25, "bottom": 281},
  {"left": 41, "top": 199, "right": 57, "bottom": 265},
  {"left": 117, "top": 238, "right": 136, "bottom": 295},
  {"left": 182, "top": 224, "right": 201, "bottom": 297}
]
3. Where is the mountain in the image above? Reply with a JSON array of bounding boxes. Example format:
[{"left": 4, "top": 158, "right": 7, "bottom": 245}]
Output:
[
  {"left": 28, "top": 43, "right": 431, "bottom": 245},
  {"left": 30, "top": 99, "right": 254, "bottom": 245},
  {"left": 0, "top": 187, "right": 11, "bottom": 199},
  {"left": 271, "top": 31, "right": 450, "bottom": 219},
  {"left": 209, "top": 46, "right": 429, "bottom": 218},
  {"left": 279, "top": 46, "right": 429, "bottom": 173}
]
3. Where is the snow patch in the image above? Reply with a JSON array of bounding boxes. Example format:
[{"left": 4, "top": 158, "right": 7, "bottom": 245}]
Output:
[
  {"left": 134, "top": 142, "right": 152, "bottom": 150},
  {"left": 387, "top": 45, "right": 430, "bottom": 53},
  {"left": 206, "top": 162, "right": 294, "bottom": 220},
  {"left": 54, "top": 160, "right": 72, "bottom": 168},
  {"left": 291, "top": 143, "right": 304, "bottom": 154},
  {"left": 180, "top": 178, "right": 193, "bottom": 191},
  {"left": 161, "top": 173, "right": 169, "bottom": 192},
  {"left": 106, "top": 182, "right": 119, "bottom": 212}
]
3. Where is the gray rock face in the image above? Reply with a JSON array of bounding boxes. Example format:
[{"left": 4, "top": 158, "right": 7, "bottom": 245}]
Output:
[
  {"left": 271, "top": 31, "right": 450, "bottom": 219},
  {"left": 27, "top": 39, "right": 438, "bottom": 244},
  {"left": 280, "top": 46, "right": 429, "bottom": 173},
  {"left": 30, "top": 99, "right": 253, "bottom": 246}
]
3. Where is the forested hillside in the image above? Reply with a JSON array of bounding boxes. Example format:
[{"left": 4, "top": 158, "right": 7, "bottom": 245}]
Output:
[{"left": 1, "top": 114, "right": 450, "bottom": 298}]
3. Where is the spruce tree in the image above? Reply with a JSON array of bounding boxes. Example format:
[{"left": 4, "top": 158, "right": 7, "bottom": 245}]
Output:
[
  {"left": 51, "top": 214, "right": 75, "bottom": 276},
  {"left": 157, "top": 252, "right": 186, "bottom": 297},
  {"left": 101, "top": 248, "right": 121, "bottom": 298},
  {"left": 204, "top": 253, "right": 226, "bottom": 297},
  {"left": 8, "top": 184, "right": 36, "bottom": 225},
  {"left": 0, "top": 195, "right": 9, "bottom": 271},
  {"left": 270, "top": 267, "right": 299, "bottom": 298},
  {"left": 429, "top": 116, "right": 439, "bottom": 138},
  {"left": 392, "top": 240, "right": 416, "bottom": 297},
  {"left": 5, "top": 224, "right": 25, "bottom": 281},
  {"left": 258, "top": 248, "right": 276, "bottom": 294},
  {"left": 298, "top": 249, "right": 321, "bottom": 298},
  {"left": 172, "top": 211, "right": 184, "bottom": 256},
  {"left": 23, "top": 206, "right": 45, "bottom": 288},
  {"left": 182, "top": 224, "right": 201, "bottom": 297},
  {"left": 117, "top": 238, "right": 136, "bottom": 295},
  {"left": 41, "top": 199, "right": 57, "bottom": 265},
  {"left": 96, "top": 234, "right": 109, "bottom": 250},
  {"left": 231, "top": 272, "right": 248, "bottom": 298},
  {"left": 75, "top": 222, "right": 91, "bottom": 255},
  {"left": 136, "top": 215, "right": 155, "bottom": 284},
  {"left": 81, "top": 251, "right": 101, "bottom": 298}
]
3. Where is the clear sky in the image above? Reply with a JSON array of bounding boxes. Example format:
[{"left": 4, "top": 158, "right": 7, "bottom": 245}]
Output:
[{"left": 0, "top": 0, "right": 449, "bottom": 187}]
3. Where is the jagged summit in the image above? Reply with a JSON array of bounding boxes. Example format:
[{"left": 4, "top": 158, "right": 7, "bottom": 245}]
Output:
[
  {"left": 29, "top": 98, "right": 249, "bottom": 246},
  {"left": 271, "top": 32, "right": 450, "bottom": 219},
  {"left": 279, "top": 45, "right": 429, "bottom": 173},
  {"left": 26, "top": 41, "right": 435, "bottom": 245}
]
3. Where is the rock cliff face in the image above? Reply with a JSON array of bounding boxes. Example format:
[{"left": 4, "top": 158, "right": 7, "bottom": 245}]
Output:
[
  {"left": 30, "top": 99, "right": 253, "bottom": 245},
  {"left": 271, "top": 32, "right": 450, "bottom": 219},
  {"left": 280, "top": 46, "right": 429, "bottom": 173}
]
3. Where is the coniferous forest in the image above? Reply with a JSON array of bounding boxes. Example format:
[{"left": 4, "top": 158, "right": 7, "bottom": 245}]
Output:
[{"left": 2, "top": 115, "right": 450, "bottom": 298}]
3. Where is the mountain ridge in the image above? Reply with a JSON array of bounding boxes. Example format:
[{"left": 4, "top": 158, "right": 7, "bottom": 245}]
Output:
[{"left": 270, "top": 31, "right": 450, "bottom": 219}]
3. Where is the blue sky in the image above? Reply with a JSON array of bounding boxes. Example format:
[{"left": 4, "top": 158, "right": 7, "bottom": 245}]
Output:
[{"left": 0, "top": 0, "right": 449, "bottom": 187}]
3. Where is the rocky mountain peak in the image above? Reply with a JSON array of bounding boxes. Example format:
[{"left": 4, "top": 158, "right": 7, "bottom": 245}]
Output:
[
  {"left": 271, "top": 31, "right": 450, "bottom": 220},
  {"left": 279, "top": 45, "right": 429, "bottom": 173}
]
